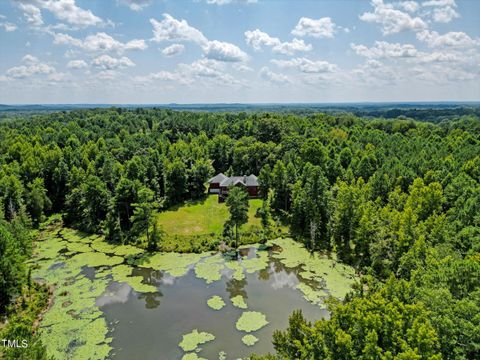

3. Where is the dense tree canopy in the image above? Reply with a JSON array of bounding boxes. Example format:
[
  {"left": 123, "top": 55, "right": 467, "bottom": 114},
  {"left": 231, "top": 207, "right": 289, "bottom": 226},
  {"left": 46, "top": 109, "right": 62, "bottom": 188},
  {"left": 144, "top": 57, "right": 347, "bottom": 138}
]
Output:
[{"left": 1, "top": 108, "right": 479, "bottom": 359}]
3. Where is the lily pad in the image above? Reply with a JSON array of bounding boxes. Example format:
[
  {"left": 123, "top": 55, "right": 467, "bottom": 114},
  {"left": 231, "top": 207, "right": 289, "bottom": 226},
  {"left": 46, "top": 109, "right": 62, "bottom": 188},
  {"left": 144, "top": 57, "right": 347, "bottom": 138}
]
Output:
[
  {"left": 224, "top": 260, "right": 245, "bottom": 281},
  {"left": 182, "top": 353, "right": 207, "bottom": 360},
  {"left": 144, "top": 252, "right": 206, "bottom": 277},
  {"left": 242, "top": 334, "right": 259, "bottom": 346},
  {"left": 271, "top": 238, "right": 357, "bottom": 300},
  {"left": 179, "top": 329, "right": 215, "bottom": 352},
  {"left": 194, "top": 254, "right": 225, "bottom": 284},
  {"left": 235, "top": 311, "right": 269, "bottom": 333},
  {"left": 111, "top": 265, "right": 157, "bottom": 293},
  {"left": 231, "top": 295, "right": 247, "bottom": 309},
  {"left": 207, "top": 295, "right": 226, "bottom": 310}
]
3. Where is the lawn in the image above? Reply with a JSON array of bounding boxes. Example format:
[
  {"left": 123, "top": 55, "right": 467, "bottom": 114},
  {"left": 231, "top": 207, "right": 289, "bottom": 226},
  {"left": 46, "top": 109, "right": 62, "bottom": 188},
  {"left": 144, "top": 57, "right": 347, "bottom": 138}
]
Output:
[{"left": 157, "top": 195, "right": 262, "bottom": 235}]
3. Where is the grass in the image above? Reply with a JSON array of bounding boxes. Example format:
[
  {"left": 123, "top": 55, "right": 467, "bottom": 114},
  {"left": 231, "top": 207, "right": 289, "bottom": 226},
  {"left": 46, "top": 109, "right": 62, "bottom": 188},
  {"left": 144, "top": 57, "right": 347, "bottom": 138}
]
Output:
[
  {"left": 156, "top": 195, "right": 264, "bottom": 252},
  {"left": 157, "top": 195, "right": 262, "bottom": 236}
]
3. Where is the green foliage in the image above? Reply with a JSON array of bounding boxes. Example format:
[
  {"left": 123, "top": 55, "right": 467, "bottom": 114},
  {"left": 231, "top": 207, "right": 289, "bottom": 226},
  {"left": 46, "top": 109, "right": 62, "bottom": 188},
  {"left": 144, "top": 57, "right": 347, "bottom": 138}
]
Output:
[{"left": 226, "top": 186, "right": 249, "bottom": 248}]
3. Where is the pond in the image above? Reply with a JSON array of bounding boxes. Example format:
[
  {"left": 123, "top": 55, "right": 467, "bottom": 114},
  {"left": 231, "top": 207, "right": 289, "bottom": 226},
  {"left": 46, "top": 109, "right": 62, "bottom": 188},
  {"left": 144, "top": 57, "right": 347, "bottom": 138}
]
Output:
[{"left": 32, "top": 227, "right": 357, "bottom": 360}]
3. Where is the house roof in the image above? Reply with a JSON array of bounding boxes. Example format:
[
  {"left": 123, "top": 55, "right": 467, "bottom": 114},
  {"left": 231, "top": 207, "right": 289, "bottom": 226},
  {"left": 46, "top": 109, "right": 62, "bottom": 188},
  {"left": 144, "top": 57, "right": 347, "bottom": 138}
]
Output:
[
  {"left": 219, "top": 174, "right": 258, "bottom": 187},
  {"left": 208, "top": 173, "right": 227, "bottom": 184}
]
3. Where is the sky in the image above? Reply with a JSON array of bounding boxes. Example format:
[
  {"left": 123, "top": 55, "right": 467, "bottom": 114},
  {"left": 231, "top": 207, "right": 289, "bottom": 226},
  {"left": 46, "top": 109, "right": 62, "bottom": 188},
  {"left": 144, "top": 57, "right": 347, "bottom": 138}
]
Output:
[{"left": 0, "top": 0, "right": 479, "bottom": 104}]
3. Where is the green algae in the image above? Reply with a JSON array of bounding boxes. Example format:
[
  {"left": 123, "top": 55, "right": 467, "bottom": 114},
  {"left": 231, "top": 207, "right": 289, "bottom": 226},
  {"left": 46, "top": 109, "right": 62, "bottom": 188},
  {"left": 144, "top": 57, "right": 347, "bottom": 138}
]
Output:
[
  {"left": 110, "top": 265, "right": 157, "bottom": 293},
  {"left": 144, "top": 252, "right": 206, "bottom": 277},
  {"left": 241, "top": 251, "right": 269, "bottom": 274},
  {"left": 179, "top": 329, "right": 215, "bottom": 352},
  {"left": 296, "top": 283, "right": 328, "bottom": 306},
  {"left": 66, "top": 241, "right": 93, "bottom": 253},
  {"left": 242, "top": 334, "right": 259, "bottom": 346},
  {"left": 231, "top": 295, "right": 248, "bottom": 309},
  {"left": 207, "top": 295, "right": 226, "bottom": 310},
  {"left": 235, "top": 311, "right": 269, "bottom": 333},
  {"left": 113, "top": 244, "right": 144, "bottom": 257},
  {"left": 194, "top": 254, "right": 225, "bottom": 284},
  {"left": 271, "top": 238, "right": 357, "bottom": 300},
  {"left": 70, "top": 251, "right": 124, "bottom": 268},
  {"left": 224, "top": 260, "right": 245, "bottom": 281},
  {"left": 182, "top": 353, "right": 207, "bottom": 360}
]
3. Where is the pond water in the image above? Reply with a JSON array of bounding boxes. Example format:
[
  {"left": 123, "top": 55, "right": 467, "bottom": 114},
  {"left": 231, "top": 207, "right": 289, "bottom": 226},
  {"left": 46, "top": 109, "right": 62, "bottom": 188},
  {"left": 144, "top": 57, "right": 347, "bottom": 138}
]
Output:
[
  {"left": 99, "top": 248, "right": 327, "bottom": 360},
  {"left": 32, "top": 227, "right": 356, "bottom": 360}
]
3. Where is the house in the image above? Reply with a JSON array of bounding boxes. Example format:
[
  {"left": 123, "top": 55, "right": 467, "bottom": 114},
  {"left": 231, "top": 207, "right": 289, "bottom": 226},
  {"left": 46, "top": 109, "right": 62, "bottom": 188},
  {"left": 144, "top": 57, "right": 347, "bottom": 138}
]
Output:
[{"left": 208, "top": 173, "right": 260, "bottom": 201}]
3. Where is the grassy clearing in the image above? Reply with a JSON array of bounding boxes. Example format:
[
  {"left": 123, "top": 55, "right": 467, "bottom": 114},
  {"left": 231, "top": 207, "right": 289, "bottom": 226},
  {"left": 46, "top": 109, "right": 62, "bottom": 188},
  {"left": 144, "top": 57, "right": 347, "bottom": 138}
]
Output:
[
  {"left": 157, "top": 195, "right": 262, "bottom": 235},
  {"left": 156, "top": 195, "right": 266, "bottom": 252}
]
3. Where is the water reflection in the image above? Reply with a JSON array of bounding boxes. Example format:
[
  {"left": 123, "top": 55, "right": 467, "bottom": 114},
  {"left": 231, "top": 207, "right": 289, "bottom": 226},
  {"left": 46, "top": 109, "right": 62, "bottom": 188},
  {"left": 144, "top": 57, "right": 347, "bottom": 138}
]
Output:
[
  {"left": 97, "top": 282, "right": 132, "bottom": 306},
  {"left": 226, "top": 278, "right": 248, "bottom": 299}
]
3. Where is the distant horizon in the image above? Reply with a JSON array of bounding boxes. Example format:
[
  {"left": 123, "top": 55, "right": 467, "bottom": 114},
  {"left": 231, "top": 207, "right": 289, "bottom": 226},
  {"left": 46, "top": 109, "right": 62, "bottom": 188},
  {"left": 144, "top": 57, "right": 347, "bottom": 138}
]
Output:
[{"left": 2, "top": 100, "right": 480, "bottom": 106}]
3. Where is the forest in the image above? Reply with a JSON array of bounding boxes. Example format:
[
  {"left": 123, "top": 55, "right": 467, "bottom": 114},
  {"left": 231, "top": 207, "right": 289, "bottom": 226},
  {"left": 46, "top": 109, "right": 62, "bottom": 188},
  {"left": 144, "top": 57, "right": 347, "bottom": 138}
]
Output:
[{"left": 1, "top": 108, "right": 479, "bottom": 359}]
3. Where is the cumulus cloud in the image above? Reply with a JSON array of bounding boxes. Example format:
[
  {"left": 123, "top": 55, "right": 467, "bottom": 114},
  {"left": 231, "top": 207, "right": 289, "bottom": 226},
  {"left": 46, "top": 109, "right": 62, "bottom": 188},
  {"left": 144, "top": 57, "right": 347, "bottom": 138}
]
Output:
[
  {"left": 53, "top": 32, "right": 147, "bottom": 53},
  {"left": 5, "top": 54, "right": 55, "bottom": 78},
  {"left": 150, "top": 14, "right": 208, "bottom": 45},
  {"left": 66, "top": 59, "right": 88, "bottom": 69},
  {"left": 422, "top": 0, "right": 459, "bottom": 23},
  {"left": 271, "top": 57, "right": 338, "bottom": 73},
  {"left": 417, "top": 30, "right": 480, "bottom": 48},
  {"left": 15, "top": 0, "right": 103, "bottom": 28},
  {"left": 399, "top": 1, "right": 419, "bottom": 13},
  {"left": 151, "top": 14, "right": 249, "bottom": 62},
  {"left": 259, "top": 66, "right": 290, "bottom": 84},
  {"left": 351, "top": 41, "right": 418, "bottom": 59},
  {"left": 244, "top": 29, "right": 312, "bottom": 55},
  {"left": 134, "top": 58, "right": 241, "bottom": 86},
  {"left": 161, "top": 43, "right": 185, "bottom": 56},
  {"left": 202, "top": 40, "right": 248, "bottom": 62},
  {"left": 92, "top": 55, "right": 135, "bottom": 70},
  {"left": 359, "top": 0, "right": 426, "bottom": 35},
  {"left": 120, "top": 0, "right": 151, "bottom": 11},
  {"left": 291, "top": 17, "right": 336, "bottom": 38}
]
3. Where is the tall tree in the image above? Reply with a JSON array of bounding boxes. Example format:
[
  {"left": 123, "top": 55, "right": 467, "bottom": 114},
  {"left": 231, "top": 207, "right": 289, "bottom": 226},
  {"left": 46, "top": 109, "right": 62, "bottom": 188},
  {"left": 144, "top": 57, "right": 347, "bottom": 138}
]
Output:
[{"left": 225, "top": 186, "right": 249, "bottom": 249}]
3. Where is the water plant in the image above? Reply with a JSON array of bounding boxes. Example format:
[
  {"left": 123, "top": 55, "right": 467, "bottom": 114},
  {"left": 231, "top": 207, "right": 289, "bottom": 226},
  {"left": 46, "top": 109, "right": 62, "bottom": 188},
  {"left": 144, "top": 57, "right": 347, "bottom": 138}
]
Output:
[
  {"left": 231, "top": 295, "right": 248, "bottom": 309},
  {"left": 178, "top": 329, "right": 215, "bottom": 352},
  {"left": 242, "top": 334, "right": 259, "bottom": 346},
  {"left": 235, "top": 311, "right": 269, "bottom": 333},
  {"left": 207, "top": 295, "right": 226, "bottom": 310}
]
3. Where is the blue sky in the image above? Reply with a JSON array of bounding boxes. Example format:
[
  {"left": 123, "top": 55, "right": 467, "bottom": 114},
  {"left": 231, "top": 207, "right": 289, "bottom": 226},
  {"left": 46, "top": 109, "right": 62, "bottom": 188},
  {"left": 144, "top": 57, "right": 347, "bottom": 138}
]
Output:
[{"left": 0, "top": 0, "right": 479, "bottom": 104}]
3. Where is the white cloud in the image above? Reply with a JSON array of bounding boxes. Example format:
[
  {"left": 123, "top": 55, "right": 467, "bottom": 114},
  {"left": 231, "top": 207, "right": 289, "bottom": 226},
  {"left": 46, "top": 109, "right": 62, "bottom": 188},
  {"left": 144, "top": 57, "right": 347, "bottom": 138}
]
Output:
[
  {"left": 245, "top": 29, "right": 312, "bottom": 55},
  {"left": 271, "top": 57, "right": 338, "bottom": 73},
  {"left": 351, "top": 41, "right": 418, "bottom": 58},
  {"left": 203, "top": 40, "right": 248, "bottom": 62},
  {"left": 291, "top": 17, "right": 336, "bottom": 38},
  {"left": 422, "top": 0, "right": 459, "bottom": 23},
  {"left": 150, "top": 14, "right": 208, "bottom": 45},
  {"left": 67, "top": 59, "right": 88, "bottom": 69},
  {"left": 151, "top": 14, "right": 248, "bottom": 63},
  {"left": 272, "top": 38, "right": 312, "bottom": 55},
  {"left": 351, "top": 59, "right": 398, "bottom": 84},
  {"left": 92, "top": 55, "right": 135, "bottom": 70},
  {"left": 5, "top": 55, "right": 55, "bottom": 78},
  {"left": 53, "top": 32, "right": 147, "bottom": 53},
  {"left": 1, "top": 22, "right": 18, "bottom": 32},
  {"left": 359, "top": 0, "right": 426, "bottom": 35},
  {"left": 417, "top": 30, "right": 480, "bottom": 48},
  {"left": 120, "top": 0, "right": 151, "bottom": 11},
  {"left": 399, "top": 1, "right": 419, "bottom": 12},
  {"left": 259, "top": 66, "right": 290, "bottom": 84},
  {"left": 162, "top": 43, "right": 185, "bottom": 56},
  {"left": 15, "top": 0, "right": 103, "bottom": 28}
]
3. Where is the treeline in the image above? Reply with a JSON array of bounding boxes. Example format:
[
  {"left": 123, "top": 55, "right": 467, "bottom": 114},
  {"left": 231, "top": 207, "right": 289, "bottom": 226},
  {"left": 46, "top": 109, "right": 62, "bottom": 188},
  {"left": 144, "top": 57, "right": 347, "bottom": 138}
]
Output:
[{"left": 1, "top": 108, "right": 479, "bottom": 358}]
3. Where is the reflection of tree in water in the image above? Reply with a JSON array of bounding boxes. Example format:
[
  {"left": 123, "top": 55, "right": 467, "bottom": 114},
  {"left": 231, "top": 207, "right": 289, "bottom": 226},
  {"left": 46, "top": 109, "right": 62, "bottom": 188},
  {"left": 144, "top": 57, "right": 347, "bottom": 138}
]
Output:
[
  {"left": 258, "top": 268, "right": 270, "bottom": 281},
  {"left": 138, "top": 291, "right": 162, "bottom": 309},
  {"left": 132, "top": 267, "right": 164, "bottom": 309},
  {"left": 133, "top": 268, "right": 164, "bottom": 287},
  {"left": 226, "top": 277, "right": 248, "bottom": 299}
]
